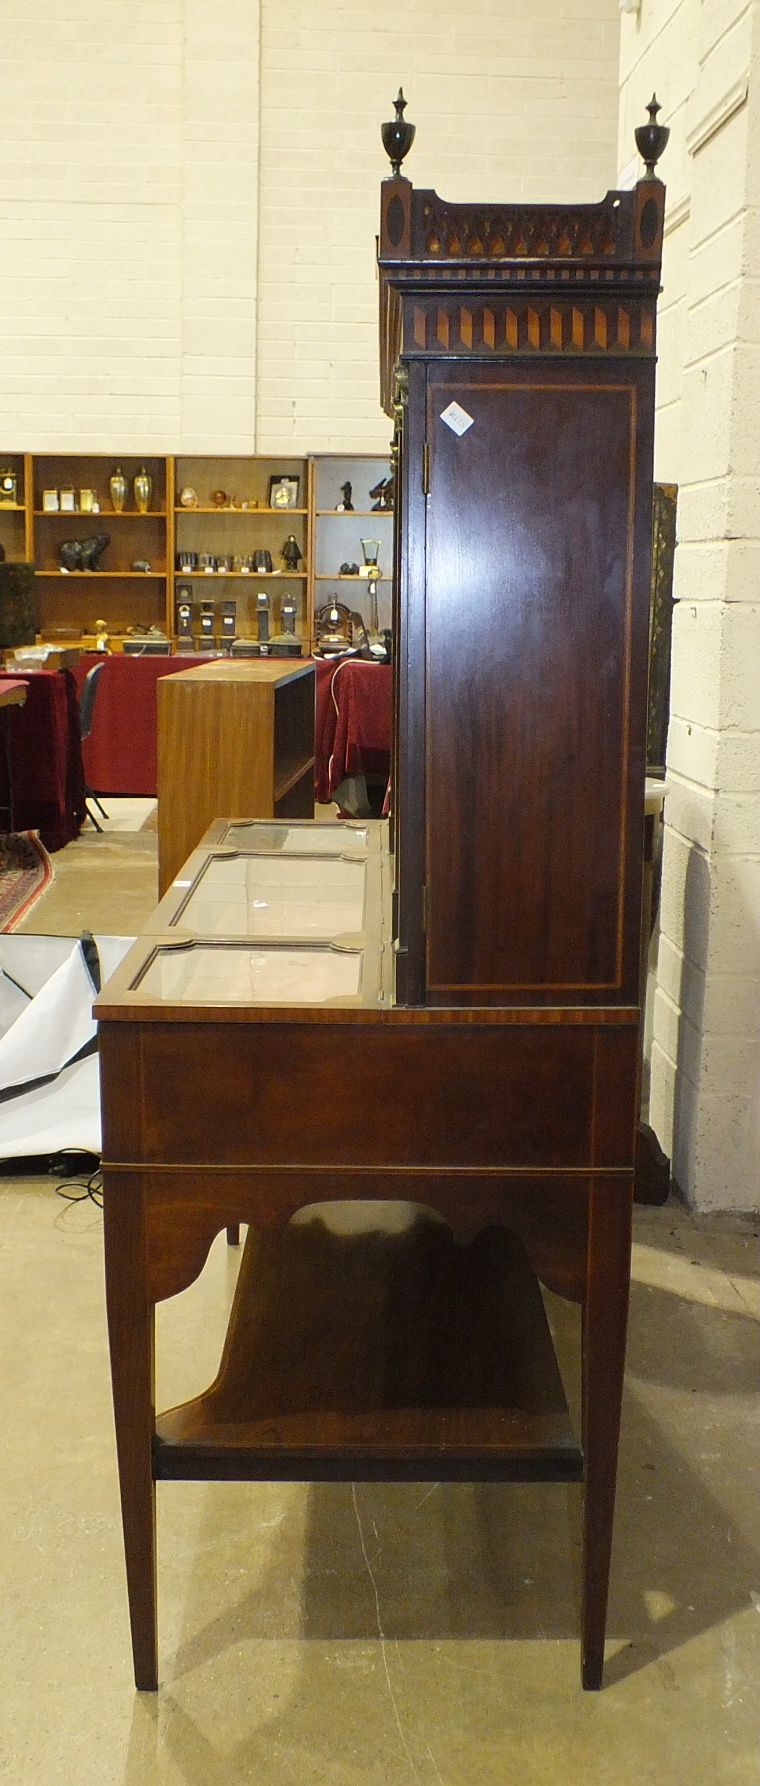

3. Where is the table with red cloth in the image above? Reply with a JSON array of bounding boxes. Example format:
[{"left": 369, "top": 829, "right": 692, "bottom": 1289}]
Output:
[
  {"left": 0, "top": 669, "right": 85, "bottom": 851},
  {"left": 72, "top": 653, "right": 211, "bottom": 798},
  {"left": 314, "top": 658, "right": 392, "bottom": 803},
  {"left": 72, "top": 651, "right": 393, "bottom": 807}
]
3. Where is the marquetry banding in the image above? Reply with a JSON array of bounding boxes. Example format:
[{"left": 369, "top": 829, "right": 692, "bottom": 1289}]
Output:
[{"left": 403, "top": 297, "right": 656, "bottom": 360}]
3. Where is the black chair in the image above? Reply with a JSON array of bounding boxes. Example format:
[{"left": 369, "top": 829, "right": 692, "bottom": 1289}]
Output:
[{"left": 78, "top": 661, "right": 110, "bottom": 831}]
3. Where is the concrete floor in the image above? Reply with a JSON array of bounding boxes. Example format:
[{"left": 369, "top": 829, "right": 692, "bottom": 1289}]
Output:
[
  {"left": 1, "top": 824, "right": 758, "bottom": 1783},
  {"left": 16, "top": 823, "right": 159, "bottom": 939}
]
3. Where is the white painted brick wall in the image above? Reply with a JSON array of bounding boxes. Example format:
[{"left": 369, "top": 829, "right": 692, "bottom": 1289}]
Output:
[
  {"left": 620, "top": 0, "right": 759, "bottom": 1212},
  {"left": 0, "top": 1, "right": 620, "bottom": 450},
  {"left": 255, "top": 0, "right": 623, "bottom": 453},
  {"left": 0, "top": 0, "right": 260, "bottom": 451}
]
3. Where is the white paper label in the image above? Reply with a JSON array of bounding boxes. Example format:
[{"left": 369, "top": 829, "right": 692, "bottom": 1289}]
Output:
[{"left": 440, "top": 401, "right": 474, "bottom": 436}]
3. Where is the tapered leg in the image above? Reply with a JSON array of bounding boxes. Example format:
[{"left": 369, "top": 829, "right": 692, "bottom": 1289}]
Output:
[
  {"left": 103, "top": 1169, "right": 158, "bottom": 1690},
  {"left": 580, "top": 1175, "right": 633, "bottom": 1689}
]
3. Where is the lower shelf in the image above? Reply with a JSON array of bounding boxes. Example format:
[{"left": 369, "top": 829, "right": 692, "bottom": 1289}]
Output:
[
  {"left": 154, "top": 1215, "right": 582, "bottom": 1484},
  {"left": 273, "top": 754, "right": 316, "bottom": 805}
]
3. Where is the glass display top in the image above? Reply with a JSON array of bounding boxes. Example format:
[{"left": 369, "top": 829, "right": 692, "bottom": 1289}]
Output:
[
  {"left": 136, "top": 944, "right": 363, "bottom": 1004},
  {"left": 174, "top": 854, "right": 366, "bottom": 938},
  {"left": 220, "top": 822, "right": 369, "bottom": 855}
]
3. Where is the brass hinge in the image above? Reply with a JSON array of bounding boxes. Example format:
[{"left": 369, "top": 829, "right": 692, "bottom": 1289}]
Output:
[
  {"left": 422, "top": 884, "right": 430, "bottom": 931},
  {"left": 422, "top": 441, "right": 430, "bottom": 496}
]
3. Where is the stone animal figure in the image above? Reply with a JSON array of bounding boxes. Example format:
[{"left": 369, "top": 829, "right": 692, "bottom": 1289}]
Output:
[{"left": 58, "top": 534, "right": 110, "bottom": 572}]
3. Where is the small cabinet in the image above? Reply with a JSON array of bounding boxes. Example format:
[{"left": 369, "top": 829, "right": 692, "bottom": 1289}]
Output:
[{"left": 156, "top": 659, "right": 316, "bottom": 895}]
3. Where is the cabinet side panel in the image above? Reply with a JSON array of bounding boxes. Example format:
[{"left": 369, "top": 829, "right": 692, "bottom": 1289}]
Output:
[
  {"left": 424, "top": 365, "right": 650, "bottom": 1002},
  {"left": 129, "top": 1021, "right": 600, "bottom": 1170},
  {"left": 157, "top": 679, "right": 274, "bottom": 894}
]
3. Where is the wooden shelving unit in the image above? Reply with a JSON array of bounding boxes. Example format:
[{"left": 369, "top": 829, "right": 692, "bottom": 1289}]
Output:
[
  {"left": 29, "top": 454, "right": 169, "bottom": 646},
  {"left": 1, "top": 449, "right": 392, "bottom": 652},
  {"left": 173, "top": 455, "right": 313, "bottom": 654},
  {"left": 0, "top": 453, "right": 33, "bottom": 567},
  {"left": 311, "top": 455, "right": 394, "bottom": 638}
]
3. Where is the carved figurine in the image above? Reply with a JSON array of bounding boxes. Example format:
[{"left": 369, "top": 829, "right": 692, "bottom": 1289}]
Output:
[
  {"left": 58, "top": 534, "right": 110, "bottom": 572},
  {"left": 281, "top": 534, "right": 303, "bottom": 571},
  {"left": 369, "top": 474, "right": 394, "bottom": 512},
  {"left": 337, "top": 481, "right": 354, "bottom": 511}
]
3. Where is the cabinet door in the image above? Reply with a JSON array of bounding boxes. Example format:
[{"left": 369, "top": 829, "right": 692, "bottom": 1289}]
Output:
[{"left": 419, "top": 360, "right": 653, "bottom": 1006}]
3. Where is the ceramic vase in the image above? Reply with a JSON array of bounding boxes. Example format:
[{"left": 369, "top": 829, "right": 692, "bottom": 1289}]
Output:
[
  {"left": 110, "top": 467, "right": 127, "bottom": 513},
  {"left": 133, "top": 467, "right": 152, "bottom": 514}
]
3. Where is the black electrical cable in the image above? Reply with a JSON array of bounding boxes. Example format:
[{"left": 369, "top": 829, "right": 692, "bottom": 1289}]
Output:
[{"left": 49, "top": 1149, "right": 103, "bottom": 1208}]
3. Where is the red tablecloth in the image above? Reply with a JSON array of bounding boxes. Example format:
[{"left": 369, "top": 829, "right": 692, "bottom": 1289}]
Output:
[
  {"left": 314, "top": 659, "right": 392, "bottom": 803},
  {"left": 73, "top": 652, "right": 393, "bottom": 805},
  {"left": 72, "top": 653, "right": 210, "bottom": 797},
  {"left": 0, "top": 669, "right": 85, "bottom": 851}
]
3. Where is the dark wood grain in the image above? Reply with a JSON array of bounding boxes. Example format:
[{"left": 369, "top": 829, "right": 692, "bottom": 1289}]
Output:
[
  {"left": 155, "top": 1216, "right": 581, "bottom": 1481},
  {"left": 106, "top": 1167, "right": 594, "bottom": 1306},
  {"left": 425, "top": 373, "right": 635, "bottom": 996},
  {"left": 102, "top": 1170, "right": 158, "bottom": 1691},
  {"left": 581, "top": 1175, "right": 633, "bottom": 1688},
  {"left": 100, "top": 1018, "right": 643, "bottom": 1171}
]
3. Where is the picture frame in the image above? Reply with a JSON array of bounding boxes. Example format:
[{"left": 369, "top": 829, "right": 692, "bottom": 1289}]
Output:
[{"left": 268, "top": 474, "right": 300, "bottom": 511}]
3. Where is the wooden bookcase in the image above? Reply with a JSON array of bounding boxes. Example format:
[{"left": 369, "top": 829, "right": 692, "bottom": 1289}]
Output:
[
  {"left": 0, "top": 453, "right": 33, "bottom": 567},
  {"left": 2, "top": 450, "right": 399, "bottom": 653},
  {"left": 156, "top": 658, "right": 316, "bottom": 894},
  {"left": 311, "top": 454, "right": 394, "bottom": 638},
  {"left": 30, "top": 454, "right": 169, "bottom": 645},
  {"left": 172, "top": 455, "right": 312, "bottom": 653}
]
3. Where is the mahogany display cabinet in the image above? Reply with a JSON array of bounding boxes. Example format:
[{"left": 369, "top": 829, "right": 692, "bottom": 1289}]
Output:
[{"left": 97, "top": 107, "right": 666, "bottom": 1694}]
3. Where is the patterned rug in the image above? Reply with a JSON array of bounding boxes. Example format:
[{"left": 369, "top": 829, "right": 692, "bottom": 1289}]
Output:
[{"left": 0, "top": 831, "right": 54, "bottom": 932}]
